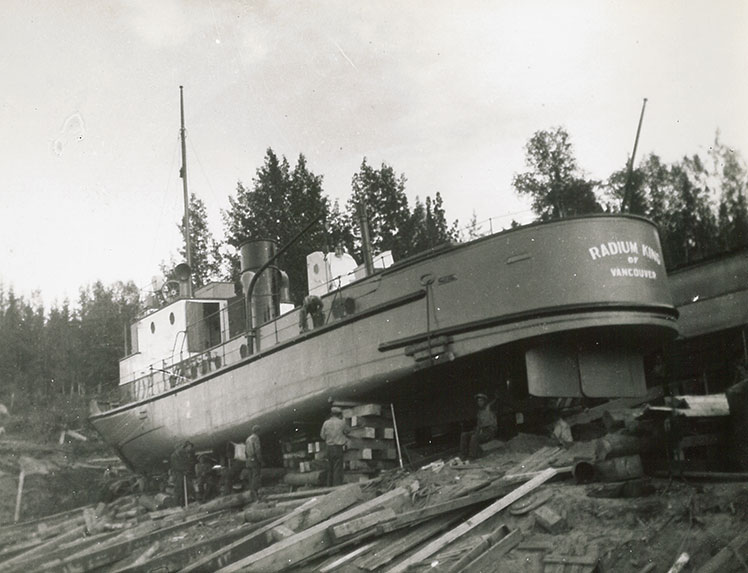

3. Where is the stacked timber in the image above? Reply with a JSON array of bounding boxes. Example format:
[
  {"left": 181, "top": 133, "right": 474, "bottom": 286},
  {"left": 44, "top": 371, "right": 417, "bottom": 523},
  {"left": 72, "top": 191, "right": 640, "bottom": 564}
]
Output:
[
  {"left": 0, "top": 445, "right": 583, "bottom": 572},
  {"left": 341, "top": 402, "right": 400, "bottom": 481}
]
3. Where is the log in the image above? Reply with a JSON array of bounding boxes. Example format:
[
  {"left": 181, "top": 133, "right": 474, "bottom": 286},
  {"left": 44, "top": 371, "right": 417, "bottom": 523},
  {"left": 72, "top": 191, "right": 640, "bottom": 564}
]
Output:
[
  {"left": 386, "top": 467, "right": 559, "bottom": 573},
  {"left": 216, "top": 487, "right": 409, "bottom": 572},
  {"left": 283, "top": 470, "right": 325, "bottom": 486}
]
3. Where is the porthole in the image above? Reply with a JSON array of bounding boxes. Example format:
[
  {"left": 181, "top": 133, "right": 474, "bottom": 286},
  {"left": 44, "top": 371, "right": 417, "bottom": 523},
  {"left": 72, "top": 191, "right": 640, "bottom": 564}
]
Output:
[
  {"left": 150, "top": 322, "right": 155, "bottom": 334},
  {"left": 169, "top": 312, "right": 175, "bottom": 325}
]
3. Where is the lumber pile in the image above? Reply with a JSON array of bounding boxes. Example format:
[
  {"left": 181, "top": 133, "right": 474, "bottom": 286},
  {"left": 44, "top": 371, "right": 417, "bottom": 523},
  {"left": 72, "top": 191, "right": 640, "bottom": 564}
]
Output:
[
  {"left": 342, "top": 403, "right": 399, "bottom": 481},
  {"left": 0, "top": 447, "right": 572, "bottom": 572},
  {"left": 282, "top": 402, "right": 400, "bottom": 484}
]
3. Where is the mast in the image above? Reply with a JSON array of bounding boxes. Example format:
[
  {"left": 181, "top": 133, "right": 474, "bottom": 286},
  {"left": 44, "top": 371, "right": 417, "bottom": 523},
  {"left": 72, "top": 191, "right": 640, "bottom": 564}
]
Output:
[
  {"left": 622, "top": 97, "right": 648, "bottom": 213},
  {"left": 358, "top": 200, "right": 375, "bottom": 276},
  {"left": 179, "top": 86, "right": 193, "bottom": 297}
]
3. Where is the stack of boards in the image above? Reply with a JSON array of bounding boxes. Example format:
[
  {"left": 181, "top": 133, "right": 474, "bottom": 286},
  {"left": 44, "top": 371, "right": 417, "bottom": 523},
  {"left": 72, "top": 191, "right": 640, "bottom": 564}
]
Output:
[{"left": 281, "top": 402, "right": 400, "bottom": 484}]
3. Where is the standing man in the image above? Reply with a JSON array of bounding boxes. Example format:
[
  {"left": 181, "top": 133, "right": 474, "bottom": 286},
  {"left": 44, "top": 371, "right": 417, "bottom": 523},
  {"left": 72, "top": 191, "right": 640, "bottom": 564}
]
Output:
[
  {"left": 320, "top": 406, "right": 349, "bottom": 486},
  {"left": 170, "top": 441, "right": 196, "bottom": 506},
  {"left": 245, "top": 425, "right": 262, "bottom": 502},
  {"left": 459, "top": 393, "right": 498, "bottom": 460}
]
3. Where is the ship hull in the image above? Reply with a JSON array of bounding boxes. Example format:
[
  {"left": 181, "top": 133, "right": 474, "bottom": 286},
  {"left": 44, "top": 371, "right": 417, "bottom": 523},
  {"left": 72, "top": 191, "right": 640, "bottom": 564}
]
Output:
[{"left": 90, "top": 215, "right": 678, "bottom": 472}]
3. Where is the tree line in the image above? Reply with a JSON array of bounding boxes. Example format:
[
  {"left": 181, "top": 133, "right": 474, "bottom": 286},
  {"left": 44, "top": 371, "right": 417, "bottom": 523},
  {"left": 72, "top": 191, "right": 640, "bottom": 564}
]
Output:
[{"left": 1, "top": 130, "right": 746, "bottom": 408}]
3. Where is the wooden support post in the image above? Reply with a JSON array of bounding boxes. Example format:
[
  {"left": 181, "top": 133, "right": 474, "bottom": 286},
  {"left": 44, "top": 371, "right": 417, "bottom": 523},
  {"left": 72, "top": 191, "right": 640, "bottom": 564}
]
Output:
[
  {"left": 391, "top": 403, "right": 403, "bottom": 469},
  {"left": 13, "top": 470, "right": 25, "bottom": 523}
]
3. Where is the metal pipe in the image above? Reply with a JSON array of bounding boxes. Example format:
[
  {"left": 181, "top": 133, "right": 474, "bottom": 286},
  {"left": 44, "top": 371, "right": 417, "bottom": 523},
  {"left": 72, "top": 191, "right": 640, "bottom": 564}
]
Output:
[
  {"left": 246, "top": 216, "right": 319, "bottom": 353},
  {"left": 622, "top": 97, "right": 648, "bottom": 212}
]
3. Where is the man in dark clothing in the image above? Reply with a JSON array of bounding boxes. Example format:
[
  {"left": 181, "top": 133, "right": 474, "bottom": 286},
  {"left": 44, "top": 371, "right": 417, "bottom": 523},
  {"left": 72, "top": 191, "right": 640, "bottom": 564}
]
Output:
[
  {"left": 245, "top": 425, "right": 263, "bottom": 501},
  {"left": 170, "top": 441, "right": 197, "bottom": 506},
  {"left": 194, "top": 455, "right": 215, "bottom": 502},
  {"left": 459, "top": 393, "right": 498, "bottom": 460},
  {"left": 320, "top": 406, "right": 349, "bottom": 486}
]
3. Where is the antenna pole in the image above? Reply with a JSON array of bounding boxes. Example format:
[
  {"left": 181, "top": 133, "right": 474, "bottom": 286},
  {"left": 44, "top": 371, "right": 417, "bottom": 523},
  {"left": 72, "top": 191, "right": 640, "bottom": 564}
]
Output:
[
  {"left": 179, "top": 86, "right": 193, "bottom": 297},
  {"left": 358, "top": 201, "right": 375, "bottom": 276},
  {"left": 622, "top": 97, "right": 648, "bottom": 212}
]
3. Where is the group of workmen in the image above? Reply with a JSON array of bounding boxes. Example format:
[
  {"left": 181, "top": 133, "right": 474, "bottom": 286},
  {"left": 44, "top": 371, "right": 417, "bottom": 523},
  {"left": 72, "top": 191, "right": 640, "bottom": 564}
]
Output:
[{"left": 169, "top": 392, "right": 496, "bottom": 505}]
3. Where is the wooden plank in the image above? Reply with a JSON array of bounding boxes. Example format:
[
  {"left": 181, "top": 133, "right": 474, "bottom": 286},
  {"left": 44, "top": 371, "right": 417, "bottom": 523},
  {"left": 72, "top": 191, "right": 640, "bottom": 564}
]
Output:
[
  {"left": 351, "top": 415, "right": 394, "bottom": 429},
  {"left": 347, "top": 437, "right": 397, "bottom": 451},
  {"left": 329, "top": 507, "right": 396, "bottom": 542},
  {"left": 112, "top": 520, "right": 272, "bottom": 573},
  {"left": 179, "top": 497, "right": 322, "bottom": 573},
  {"left": 697, "top": 527, "right": 748, "bottom": 573},
  {"left": 565, "top": 386, "right": 663, "bottom": 426},
  {"left": 349, "top": 427, "right": 377, "bottom": 439},
  {"left": 386, "top": 468, "right": 558, "bottom": 573},
  {"left": 270, "top": 525, "right": 296, "bottom": 542},
  {"left": 343, "top": 404, "right": 391, "bottom": 418},
  {"left": 458, "top": 528, "right": 522, "bottom": 573},
  {"left": 446, "top": 523, "right": 509, "bottom": 572},
  {"left": 264, "top": 486, "right": 339, "bottom": 501},
  {"left": 355, "top": 511, "right": 468, "bottom": 571},
  {"left": 35, "top": 512, "right": 223, "bottom": 573},
  {"left": 544, "top": 553, "right": 599, "bottom": 566},
  {"left": 319, "top": 542, "right": 377, "bottom": 573},
  {"left": 0, "top": 523, "right": 87, "bottom": 573},
  {"left": 216, "top": 487, "right": 409, "bottom": 572},
  {"left": 284, "top": 484, "right": 364, "bottom": 531}
]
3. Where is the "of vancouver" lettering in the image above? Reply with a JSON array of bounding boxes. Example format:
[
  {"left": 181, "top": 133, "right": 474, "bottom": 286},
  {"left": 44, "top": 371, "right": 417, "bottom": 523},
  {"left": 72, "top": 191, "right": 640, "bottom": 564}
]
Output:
[{"left": 610, "top": 267, "right": 657, "bottom": 279}]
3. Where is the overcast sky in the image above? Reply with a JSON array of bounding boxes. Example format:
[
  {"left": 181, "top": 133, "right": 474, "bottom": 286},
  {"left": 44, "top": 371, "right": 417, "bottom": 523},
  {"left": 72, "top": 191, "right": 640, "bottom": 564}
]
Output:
[{"left": 2, "top": 0, "right": 747, "bottom": 307}]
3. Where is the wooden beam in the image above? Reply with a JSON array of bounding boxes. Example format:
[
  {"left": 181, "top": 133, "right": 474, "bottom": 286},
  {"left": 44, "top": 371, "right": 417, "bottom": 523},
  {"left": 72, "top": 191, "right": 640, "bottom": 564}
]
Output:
[
  {"left": 386, "top": 468, "right": 558, "bottom": 573},
  {"left": 697, "top": 528, "right": 748, "bottom": 573},
  {"left": 456, "top": 528, "right": 522, "bottom": 573},
  {"left": 355, "top": 511, "right": 468, "bottom": 571},
  {"left": 33, "top": 512, "right": 222, "bottom": 573},
  {"left": 179, "top": 496, "right": 322, "bottom": 572},
  {"left": 318, "top": 542, "right": 376, "bottom": 573},
  {"left": 112, "top": 520, "right": 272, "bottom": 573},
  {"left": 216, "top": 487, "right": 409, "bottom": 572},
  {"left": 565, "top": 386, "right": 663, "bottom": 427},
  {"left": 181, "top": 486, "right": 364, "bottom": 573},
  {"left": 329, "top": 507, "right": 396, "bottom": 542}
]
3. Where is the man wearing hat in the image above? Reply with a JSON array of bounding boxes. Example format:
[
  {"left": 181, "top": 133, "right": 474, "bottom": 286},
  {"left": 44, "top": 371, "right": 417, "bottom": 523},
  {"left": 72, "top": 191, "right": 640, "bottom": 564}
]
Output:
[
  {"left": 459, "top": 393, "right": 498, "bottom": 460},
  {"left": 245, "top": 425, "right": 263, "bottom": 501},
  {"left": 320, "top": 406, "right": 350, "bottom": 486}
]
